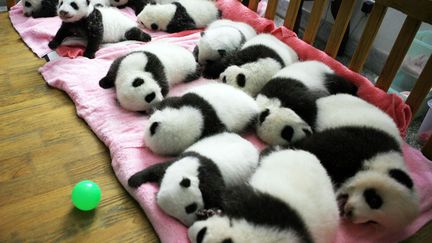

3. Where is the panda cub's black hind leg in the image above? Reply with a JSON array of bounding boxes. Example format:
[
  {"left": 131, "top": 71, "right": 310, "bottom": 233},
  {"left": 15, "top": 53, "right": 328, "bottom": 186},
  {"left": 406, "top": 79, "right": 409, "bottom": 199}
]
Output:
[
  {"left": 125, "top": 27, "right": 152, "bottom": 42},
  {"left": 184, "top": 64, "right": 202, "bottom": 83}
]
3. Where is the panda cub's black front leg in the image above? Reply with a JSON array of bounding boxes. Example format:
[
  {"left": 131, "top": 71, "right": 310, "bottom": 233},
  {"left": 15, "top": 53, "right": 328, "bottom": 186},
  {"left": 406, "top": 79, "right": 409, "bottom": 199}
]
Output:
[
  {"left": 48, "top": 24, "right": 72, "bottom": 49},
  {"left": 84, "top": 33, "right": 103, "bottom": 59}
]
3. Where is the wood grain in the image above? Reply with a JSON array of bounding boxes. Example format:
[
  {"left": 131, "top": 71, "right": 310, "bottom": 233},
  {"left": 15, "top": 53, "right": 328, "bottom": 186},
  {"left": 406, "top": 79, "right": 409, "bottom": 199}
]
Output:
[
  {"left": 283, "top": 0, "right": 302, "bottom": 30},
  {"left": 376, "top": 0, "right": 432, "bottom": 24},
  {"left": 303, "top": 0, "right": 328, "bottom": 45},
  {"left": 406, "top": 56, "right": 432, "bottom": 116},
  {"left": 248, "top": 0, "right": 259, "bottom": 12},
  {"left": 349, "top": 2, "right": 387, "bottom": 72},
  {"left": 264, "top": 0, "right": 279, "bottom": 20},
  {"left": 375, "top": 16, "right": 421, "bottom": 92},
  {"left": 0, "top": 13, "right": 159, "bottom": 243},
  {"left": 324, "top": 0, "right": 356, "bottom": 58}
]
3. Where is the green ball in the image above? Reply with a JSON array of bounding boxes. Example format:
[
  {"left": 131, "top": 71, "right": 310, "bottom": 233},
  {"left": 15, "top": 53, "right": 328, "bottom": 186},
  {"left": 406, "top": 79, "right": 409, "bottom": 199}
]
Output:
[{"left": 71, "top": 180, "right": 101, "bottom": 211}]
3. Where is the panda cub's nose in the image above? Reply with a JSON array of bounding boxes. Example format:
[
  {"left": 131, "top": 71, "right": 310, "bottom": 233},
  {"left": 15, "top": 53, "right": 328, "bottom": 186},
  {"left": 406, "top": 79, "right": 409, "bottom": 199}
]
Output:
[
  {"left": 151, "top": 23, "right": 158, "bottom": 30},
  {"left": 145, "top": 92, "right": 156, "bottom": 103},
  {"left": 59, "top": 10, "right": 69, "bottom": 17}
]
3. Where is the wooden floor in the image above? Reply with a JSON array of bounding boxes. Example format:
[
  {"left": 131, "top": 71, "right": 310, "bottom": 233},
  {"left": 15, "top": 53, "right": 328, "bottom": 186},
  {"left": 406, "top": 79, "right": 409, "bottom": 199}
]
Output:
[
  {"left": 0, "top": 11, "right": 431, "bottom": 243},
  {"left": 0, "top": 13, "right": 158, "bottom": 242}
]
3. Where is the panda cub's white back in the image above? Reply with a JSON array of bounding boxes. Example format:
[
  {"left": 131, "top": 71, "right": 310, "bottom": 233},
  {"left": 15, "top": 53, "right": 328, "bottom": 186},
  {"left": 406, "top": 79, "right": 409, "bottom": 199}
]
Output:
[
  {"left": 98, "top": 7, "right": 142, "bottom": 43},
  {"left": 196, "top": 19, "right": 257, "bottom": 65}
]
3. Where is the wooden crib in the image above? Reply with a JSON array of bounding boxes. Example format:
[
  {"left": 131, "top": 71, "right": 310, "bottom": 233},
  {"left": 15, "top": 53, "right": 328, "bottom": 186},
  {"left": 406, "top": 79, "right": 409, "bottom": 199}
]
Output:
[{"left": 247, "top": 0, "right": 432, "bottom": 159}]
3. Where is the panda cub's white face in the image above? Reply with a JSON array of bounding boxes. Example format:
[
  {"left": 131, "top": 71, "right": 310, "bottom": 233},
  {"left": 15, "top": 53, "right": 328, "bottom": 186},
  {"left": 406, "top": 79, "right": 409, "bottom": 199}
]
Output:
[
  {"left": 57, "top": 0, "right": 93, "bottom": 22},
  {"left": 196, "top": 39, "right": 222, "bottom": 66},
  {"left": 137, "top": 3, "right": 176, "bottom": 31},
  {"left": 338, "top": 152, "right": 419, "bottom": 231},
  {"left": 116, "top": 71, "right": 164, "bottom": 112},
  {"left": 157, "top": 157, "right": 204, "bottom": 226},
  {"left": 110, "top": 0, "right": 128, "bottom": 7},
  {"left": 144, "top": 106, "right": 204, "bottom": 155},
  {"left": 22, "top": 0, "right": 42, "bottom": 17},
  {"left": 256, "top": 106, "right": 312, "bottom": 146}
]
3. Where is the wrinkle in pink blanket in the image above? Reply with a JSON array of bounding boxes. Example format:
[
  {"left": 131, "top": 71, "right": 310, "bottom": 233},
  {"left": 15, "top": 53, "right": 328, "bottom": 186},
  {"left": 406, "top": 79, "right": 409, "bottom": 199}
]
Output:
[{"left": 32, "top": 0, "right": 430, "bottom": 242}]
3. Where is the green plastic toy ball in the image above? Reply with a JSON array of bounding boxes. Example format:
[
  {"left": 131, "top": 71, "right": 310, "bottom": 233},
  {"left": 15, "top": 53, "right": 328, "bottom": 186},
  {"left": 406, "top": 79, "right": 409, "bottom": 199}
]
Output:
[{"left": 71, "top": 180, "right": 101, "bottom": 211}]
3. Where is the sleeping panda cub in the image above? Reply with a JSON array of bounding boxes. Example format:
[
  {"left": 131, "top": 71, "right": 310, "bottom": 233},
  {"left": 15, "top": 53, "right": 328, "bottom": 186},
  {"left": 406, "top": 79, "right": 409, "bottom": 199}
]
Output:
[
  {"left": 137, "top": 0, "right": 220, "bottom": 33},
  {"left": 195, "top": 19, "right": 257, "bottom": 65},
  {"left": 204, "top": 34, "right": 299, "bottom": 96},
  {"left": 144, "top": 83, "right": 260, "bottom": 155},
  {"left": 189, "top": 149, "right": 339, "bottom": 243},
  {"left": 128, "top": 132, "right": 259, "bottom": 226},
  {"left": 99, "top": 42, "right": 199, "bottom": 112},
  {"left": 22, "top": 0, "right": 59, "bottom": 18},
  {"left": 48, "top": 0, "right": 151, "bottom": 58},
  {"left": 257, "top": 61, "right": 357, "bottom": 145},
  {"left": 295, "top": 94, "right": 419, "bottom": 231}
]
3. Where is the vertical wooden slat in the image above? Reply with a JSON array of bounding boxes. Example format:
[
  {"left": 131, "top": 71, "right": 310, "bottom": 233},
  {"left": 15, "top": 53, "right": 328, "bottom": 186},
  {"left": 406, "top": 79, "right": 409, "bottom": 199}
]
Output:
[
  {"left": 375, "top": 16, "right": 421, "bottom": 91},
  {"left": 284, "top": 0, "right": 302, "bottom": 30},
  {"left": 303, "top": 0, "right": 328, "bottom": 45},
  {"left": 349, "top": 3, "right": 387, "bottom": 72},
  {"left": 324, "top": 0, "right": 356, "bottom": 57},
  {"left": 265, "top": 0, "right": 279, "bottom": 20},
  {"left": 7, "top": 0, "right": 16, "bottom": 9},
  {"left": 248, "top": 0, "right": 259, "bottom": 11},
  {"left": 422, "top": 136, "right": 432, "bottom": 160},
  {"left": 406, "top": 56, "right": 432, "bottom": 115}
]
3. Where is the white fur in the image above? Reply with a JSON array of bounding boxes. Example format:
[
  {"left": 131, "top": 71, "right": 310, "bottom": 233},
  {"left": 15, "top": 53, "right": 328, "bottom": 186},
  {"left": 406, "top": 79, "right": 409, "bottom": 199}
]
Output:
[
  {"left": 90, "top": 0, "right": 110, "bottom": 7},
  {"left": 189, "top": 149, "right": 339, "bottom": 243},
  {"left": 110, "top": 0, "right": 175, "bottom": 7},
  {"left": 144, "top": 83, "right": 260, "bottom": 155},
  {"left": 185, "top": 133, "right": 259, "bottom": 187},
  {"left": 220, "top": 34, "right": 299, "bottom": 96},
  {"left": 197, "top": 19, "right": 257, "bottom": 64},
  {"left": 113, "top": 42, "right": 197, "bottom": 112},
  {"left": 315, "top": 94, "right": 403, "bottom": 144},
  {"left": 137, "top": 0, "right": 219, "bottom": 32},
  {"left": 22, "top": 0, "right": 43, "bottom": 16},
  {"left": 57, "top": 0, "right": 94, "bottom": 22},
  {"left": 157, "top": 132, "right": 259, "bottom": 226},
  {"left": 272, "top": 60, "right": 334, "bottom": 94}
]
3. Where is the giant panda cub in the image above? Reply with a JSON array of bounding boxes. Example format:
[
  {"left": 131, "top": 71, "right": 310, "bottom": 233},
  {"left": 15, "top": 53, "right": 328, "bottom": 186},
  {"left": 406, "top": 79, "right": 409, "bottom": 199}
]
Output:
[
  {"left": 194, "top": 19, "right": 257, "bottom": 65},
  {"left": 257, "top": 61, "right": 357, "bottom": 145},
  {"left": 144, "top": 83, "right": 260, "bottom": 155},
  {"left": 204, "top": 34, "right": 299, "bottom": 96},
  {"left": 48, "top": 0, "right": 151, "bottom": 59},
  {"left": 22, "top": 0, "right": 59, "bottom": 18},
  {"left": 99, "top": 42, "right": 199, "bottom": 112},
  {"left": 188, "top": 149, "right": 339, "bottom": 243},
  {"left": 128, "top": 132, "right": 260, "bottom": 226},
  {"left": 137, "top": 0, "right": 220, "bottom": 33},
  {"left": 109, "top": 0, "right": 174, "bottom": 14},
  {"left": 295, "top": 94, "right": 419, "bottom": 231}
]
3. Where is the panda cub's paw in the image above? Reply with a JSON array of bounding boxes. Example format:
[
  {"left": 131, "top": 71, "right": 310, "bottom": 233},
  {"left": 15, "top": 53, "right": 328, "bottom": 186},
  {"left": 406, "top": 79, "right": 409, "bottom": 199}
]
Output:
[
  {"left": 48, "top": 40, "right": 60, "bottom": 49},
  {"left": 128, "top": 173, "right": 145, "bottom": 188},
  {"left": 83, "top": 50, "right": 96, "bottom": 59}
]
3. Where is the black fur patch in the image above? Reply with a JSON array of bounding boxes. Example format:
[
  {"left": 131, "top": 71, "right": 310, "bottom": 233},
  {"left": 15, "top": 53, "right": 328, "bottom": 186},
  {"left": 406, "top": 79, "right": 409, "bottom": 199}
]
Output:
[
  {"left": 222, "top": 239, "right": 233, "bottom": 243},
  {"left": 196, "top": 227, "right": 207, "bottom": 243},
  {"left": 132, "top": 78, "right": 144, "bottom": 87},
  {"left": 281, "top": 126, "right": 294, "bottom": 142},
  {"left": 324, "top": 73, "right": 358, "bottom": 96},
  {"left": 180, "top": 178, "right": 191, "bottom": 188},
  {"left": 166, "top": 2, "right": 196, "bottom": 33},
  {"left": 389, "top": 169, "right": 413, "bottom": 189},
  {"left": 260, "top": 78, "right": 322, "bottom": 127},
  {"left": 149, "top": 122, "right": 159, "bottom": 135},
  {"left": 183, "top": 64, "right": 201, "bottom": 83},
  {"left": 145, "top": 92, "right": 156, "bottom": 103},
  {"left": 363, "top": 188, "right": 383, "bottom": 209},
  {"left": 31, "top": 0, "right": 58, "bottom": 18},
  {"left": 70, "top": 2, "right": 79, "bottom": 10},
  {"left": 221, "top": 185, "right": 313, "bottom": 243},
  {"left": 99, "top": 53, "right": 132, "bottom": 89},
  {"left": 236, "top": 73, "right": 246, "bottom": 87},
  {"left": 154, "top": 93, "right": 226, "bottom": 138},
  {"left": 143, "top": 51, "right": 169, "bottom": 96},
  {"left": 185, "top": 202, "right": 198, "bottom": 214},
  {"left": 295, "top": 126, "right": 402, "bottom": 188},
  {"left": 127, "top": 159, "right": 176, "bottom": 187},
  {"left": 259, "top": 109, "right": 270, "bottom": 124},
  {"left": 124, "top": 27, "right": 151, "bottom": 42}
]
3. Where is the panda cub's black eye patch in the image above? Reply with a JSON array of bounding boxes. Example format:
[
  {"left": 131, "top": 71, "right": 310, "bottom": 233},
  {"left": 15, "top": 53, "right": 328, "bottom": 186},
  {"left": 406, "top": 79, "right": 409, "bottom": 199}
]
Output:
[
  {"left": 70, "top": 2, "right": 79, "bottom": 10},
  {"left": 364, "top": 188, "right": 383, "bottom": 209},
  {"left": 259, "top": 109, "right": 270, "bottom": 124},
  {"left": 236, "top": 74, "right": 246, "bottom": 87},
  {"left": 222, "top": 239, "right": 233, "bottom": 243},
  {"left": 132, "top": 78, "right": 144, "bottom": 87},
  {"left": 196, "top": 227, "right": 207, "bottom": 243},
  {"left": 180, "top": 178, "right": 191, "bottom": 188},
  {"left": 281, "top": 126, "right": 294, "bottom": 142},
  {"left": 25, "top": 1, "right": 32, "bottom": 7},
  {"left": 222, "top": 76, "right": 227, "bottom": 83},
  {"left": 185, "top": 202, "right": 197, "bottom": 214}
]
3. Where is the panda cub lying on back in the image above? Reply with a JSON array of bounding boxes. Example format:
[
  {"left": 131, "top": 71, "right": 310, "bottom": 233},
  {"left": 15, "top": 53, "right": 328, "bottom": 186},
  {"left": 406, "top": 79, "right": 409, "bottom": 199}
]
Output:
[
  {"left": 137, "top": 0, "right": 220, "bottom": 33},
  {"left": 189, "top": 149, "right": 339, "bottom": 243},
  {"left": 257, "top": 61, "right": 357, "bottom": 145},
  {"left": 48, "top": 0, "right": 151, "bottom": 58},
  {"left": 144, "top": 83, "right": 260, "bottom": 155},
  {"left": 128, "top": 132, "right": 259, "bottom": 226},
  {"left": 195, "top": 19, "right": 257, "bottom": 65},
  {"left": 296, "top": 94, "right": 419, "bottom": 231},
  {"left": 204, "top": 34, "right": 299, "bottom": 96},
  {"left": 99, "top": 42, "right": 199, "bottom": 112}
]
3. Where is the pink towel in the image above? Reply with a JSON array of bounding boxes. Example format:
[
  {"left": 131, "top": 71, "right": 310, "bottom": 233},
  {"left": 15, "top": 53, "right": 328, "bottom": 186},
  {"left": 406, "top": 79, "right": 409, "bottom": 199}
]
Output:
[
  {"left": 8, "top": 3, "right": 177, "bottom": 57},
  {"left": 36, "top": 0, "right": 429, "bottom": 242}
]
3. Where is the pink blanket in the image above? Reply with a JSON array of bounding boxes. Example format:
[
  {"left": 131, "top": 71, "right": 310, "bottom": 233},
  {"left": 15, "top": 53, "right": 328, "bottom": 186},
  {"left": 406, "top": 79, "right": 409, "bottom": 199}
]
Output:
[{"left": 35, "top": 0, "right": 430, "bottom": 242}]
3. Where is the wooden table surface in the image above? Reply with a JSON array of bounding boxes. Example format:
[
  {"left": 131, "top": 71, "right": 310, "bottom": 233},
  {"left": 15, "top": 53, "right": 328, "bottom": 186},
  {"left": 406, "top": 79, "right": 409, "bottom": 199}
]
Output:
[
  {"left": 0, "top": 11, "right": 431, "bottom": 243},
  {"left": 0, "top": 12, "right": 159, "bottom": 242}
]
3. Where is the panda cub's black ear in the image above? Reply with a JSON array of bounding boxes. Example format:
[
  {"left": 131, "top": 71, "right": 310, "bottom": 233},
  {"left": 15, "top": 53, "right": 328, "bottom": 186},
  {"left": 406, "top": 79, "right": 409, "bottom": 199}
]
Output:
[
  {"left": 180, "top": 178, "right": 191, "bottom": 188},
  {"left": 99, "top": 76, "right": 115, "bottom": 89},
  {"left": 86, "top": 0, "right": 90, "bottom": 5},
  {"left": 200, "top": 31, "right": 205, "bottom": 37},
  {"left": 388, "top": 169, "right": 414, "bottom": 189},
  {"left": 217, "top": 49, "right": 226, "bottom": 57}
]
